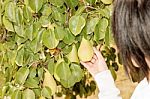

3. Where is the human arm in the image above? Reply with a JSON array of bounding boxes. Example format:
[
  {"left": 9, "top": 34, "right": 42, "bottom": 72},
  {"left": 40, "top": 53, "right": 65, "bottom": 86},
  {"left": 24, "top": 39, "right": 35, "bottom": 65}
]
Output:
[{"left": 81, "top": 48, "right": 122, "bottom": 99}]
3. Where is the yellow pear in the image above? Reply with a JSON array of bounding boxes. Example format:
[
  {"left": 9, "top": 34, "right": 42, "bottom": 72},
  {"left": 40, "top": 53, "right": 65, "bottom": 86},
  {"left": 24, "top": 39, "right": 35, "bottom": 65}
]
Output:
[
  {"left": 101, "top": 0, "right": 113, "bottom": 4},
  {"left": 78, "top": 37, "right": 94, "bottom": 62},
  {"left": 67, "top": 44, "right": 79, "bottom": 63},
  {"left": 39, "top": 96, "right": 46, "bottom": 99},
  {"left": 43, "top": 69, "right": 57, "bottom": 95}
]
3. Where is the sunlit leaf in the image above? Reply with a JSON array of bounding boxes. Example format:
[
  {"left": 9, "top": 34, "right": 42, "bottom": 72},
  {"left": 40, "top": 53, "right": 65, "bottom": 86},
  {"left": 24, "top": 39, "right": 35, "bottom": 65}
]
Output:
[
  {"left": 11, "top": 89, "right": 22, "bottom": 99},
  {"left": 15, "top": 46, "right": 24, "bottom": 66},
  {"left": 54, "top": 26, "right": 65, "bottom": 40},
  {"left": 3, "top": 16, "right": 14, "bottom": 32},
  {"left": 49, "top": 0, "right": 64, "bottom": 7},
  {"left": 86, "top": 18, "right": 99, "bottom": 34},
  {"left": 29, "top": 0, "right": 44, "bottom": 13},
  {"left": 94, "top": 18, "right": 108, "bottom": 42},
  {"left": 70, "top": 63, "right": 83, "bottom": 82},
  {"left": 15, "top": 66, "right": 29, "bottom": 85},
  {"left": 23, "top": 6, "right": 32, "bottom": 22},
  {"left": 14, "top": 25, "right": 25, "bottom": 37},
  {"left": 24, "top": 78, "right": 39, "bottom": 88},
  {"left": 29, "top": 29, "right": 44, "bottom": 53},
  {"left": 41, "top": 86, "right": 52, "bottom": 98},
  {"left": 42, "top": 29, "right": 59, "bottom": 49},
  {"left": 22, "top": 89, "right": 35, "bottom": 99},
  {"left": 15, "top": 7, "right": 23, "bottom": 26},
  {"left": 69, "top": 16, "right": 86, "bottom": 36},
  {"left": 5, "top": 2, "right": 16, "bottom": 22},
  {"left": 64, "top": 0, "right": 79, "bottom": 9},
  {"left": 63, "top": 29, "right": 75, "bottom": 45},
  {"left": 56, "top": 62, "right": 71, "bottom": 80}
]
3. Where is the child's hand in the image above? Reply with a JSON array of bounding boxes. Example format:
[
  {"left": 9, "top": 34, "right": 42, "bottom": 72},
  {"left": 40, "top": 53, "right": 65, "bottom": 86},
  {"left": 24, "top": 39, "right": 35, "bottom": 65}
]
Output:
[{"left": 80, "top": 47, "right": 108, "bottom": 77}]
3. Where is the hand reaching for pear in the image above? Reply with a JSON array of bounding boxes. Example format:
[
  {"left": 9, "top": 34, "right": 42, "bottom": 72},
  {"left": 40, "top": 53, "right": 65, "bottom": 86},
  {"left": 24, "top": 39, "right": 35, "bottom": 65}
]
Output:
[{"left": 80, "top": 47, "right": 108, "bottom": 77}]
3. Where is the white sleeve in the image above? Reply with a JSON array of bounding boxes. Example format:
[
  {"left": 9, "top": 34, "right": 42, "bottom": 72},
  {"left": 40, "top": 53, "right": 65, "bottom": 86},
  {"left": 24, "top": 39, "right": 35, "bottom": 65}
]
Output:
[{"left": 94, "top": 70, "right": 122, "bottom": 99}]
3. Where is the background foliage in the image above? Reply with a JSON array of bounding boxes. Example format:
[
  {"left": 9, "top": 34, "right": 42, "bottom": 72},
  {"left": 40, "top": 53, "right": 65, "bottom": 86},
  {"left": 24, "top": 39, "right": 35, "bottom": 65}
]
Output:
[{"left": 0, "top": 0, "right": 119, "bottom": 99}]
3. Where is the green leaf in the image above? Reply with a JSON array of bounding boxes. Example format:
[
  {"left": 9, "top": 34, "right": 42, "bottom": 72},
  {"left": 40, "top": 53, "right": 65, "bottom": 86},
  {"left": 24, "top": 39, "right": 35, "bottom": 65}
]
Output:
[
  {"left": 48, "top": 58, "right": 55, "bottom": 75},
  {"left": 15, "top": 7, "right": 23, "bottom": 26},
  {"left": 15, "top": 35, "right": 27, "bottom": 45},
  {"left": 42, "top": 29, "right": 59, "bottom": 49},
  {"left": 70, "top": 63, "right": 83, "bottom": 82},
  {"left": 5, "top": 2, "right": 16, "bottom": 22},
  {"left": 52, "top": 7, "right": 66, "bottom": 24},
  {"left": 15, "top": 46, "right": 24, "bottom": 66},
  {"left": 64, "top": 0, "right": 79, "bottom": 9},
  {"left": 75, "top": 6, "right": 86, "bottom": 16},
  {"left": 24, "top": 78, "right": 39, "bottom": 88},
  {"left": 63, "top": 29, "right": 75, "bottom": 45},
  {"left": 22, "top": 89, "right": 35, "bottom": 99},
  {"left": 69, "top": 16, "right": 86, "bottom": 36},
  {"left": 25, "top": 24, "right": 34, "bottom": 41},
  {"left": 67, "top": 44, "right": 79, "bottom": 63},
  {"left": 94, "top": 18, "right": 108, "bottom": 42},
  {"left": 29, "top": 29, "right": 44, "bottom": 53},
  {"left": 41, "top": 4, "right": 52, "bottom": 16},
  {"left": 14, "top": 25, "right": 25, "bottom": 37},
  {"left": 38, "top": 67, "right": 44, "bottom": 80},
  {"left": 54, "top": 26, "right": 65, "bottom": 40},
  {"left": 54, "top": 58, "right": 64, "bottom": 81},
  {"left": 99, "top": 8, "right": 110, "bottom": 18},
  {"left": 49, "top": 0, "right": 64, "bottom": 7},
  {"left": 15, "top": 66, "right": 29, "bottom": 85},
  {"left": 0, "top": 12, "right": 2, "bottom": 26},
  {"left": 3, "top": 16, "right": 14, "bottom": 32},
  {"left": 33, "top": 88, "right": 41, "bottom": 97},
  {"left": 29, "top": 0, "right": 44, "bottom": 13},
  {"left": 105, "top": 27, "right": 110, "bottom": 46},
  {"left": 56, "top": 62, "right": 71, "bottom": 80},
  {"left": 86, "top": 0, "right": 96, "bottom": 4},
  {"left": 41, "top": 86, "right": 52, "bottom": 98},
  {"left": 23, "top": 6, "right": 32, "bottom": 22},
  {"left": 109, "top": 66, "right": 117, "bottom": 80},
  {"left": 11, "top": 89, "right": 22, "bottom": 99},
  {"left": 60, "top": 77, "right": 75, "bottom": 88},
  {"left": 86, "top": 18, "right": 99, "bottom": 34},
  {"left": 7, "top": 50, "right": 17, "bottom": 66},
  {"left": 29, "top": 67, "right": 37, "bottom": 78},
  {"left": 39, "top": 16, "right": 50, "bottom": 28}
]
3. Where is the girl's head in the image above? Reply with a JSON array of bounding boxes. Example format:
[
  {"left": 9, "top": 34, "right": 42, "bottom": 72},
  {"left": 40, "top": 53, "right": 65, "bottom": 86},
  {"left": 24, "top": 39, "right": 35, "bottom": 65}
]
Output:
[{"left": 112, "top": 0, "right": 150, "bottom": 82}]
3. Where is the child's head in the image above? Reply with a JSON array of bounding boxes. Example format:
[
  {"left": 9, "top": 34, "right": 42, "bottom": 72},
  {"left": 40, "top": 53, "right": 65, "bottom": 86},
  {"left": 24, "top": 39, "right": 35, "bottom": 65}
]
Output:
[{"left": 112, "top": 0, "right": 150, "bottom": 82}]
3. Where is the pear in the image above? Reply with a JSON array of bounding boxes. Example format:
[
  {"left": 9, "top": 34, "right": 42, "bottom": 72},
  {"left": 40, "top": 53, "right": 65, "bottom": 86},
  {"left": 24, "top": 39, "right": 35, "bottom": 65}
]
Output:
[
  {"left": 39, "top": 96, "right": 46, "bottom": 99},
  {"left": 101, "top": 0, "right": 113, "bottom": 4},
  {"left": 78, "top": 37, "right": 94, "bottom": 62},
  {"left": 67, "top": 44, "right": 79, "bottom": 63},
  {"left": 43, "top": 69, "right": 57, "bottom": 95}
]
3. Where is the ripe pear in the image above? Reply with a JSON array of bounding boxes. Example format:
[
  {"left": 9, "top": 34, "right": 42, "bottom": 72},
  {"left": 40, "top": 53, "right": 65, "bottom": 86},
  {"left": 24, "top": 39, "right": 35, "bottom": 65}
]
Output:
[
  {"left": 39, "top": 96, "right": 46, "bottom": 99},
  {"left": 78, "top": 37, "right": 94, "bottom": 62},
  {"left": 43, "top": 69, "right": 57, "bottom": 95},
  {"left": 101, "top": 0, "right": 113, "bottom": 4},
  {"left": 67, "top": 44, "right": 79, "bottom": 63}
]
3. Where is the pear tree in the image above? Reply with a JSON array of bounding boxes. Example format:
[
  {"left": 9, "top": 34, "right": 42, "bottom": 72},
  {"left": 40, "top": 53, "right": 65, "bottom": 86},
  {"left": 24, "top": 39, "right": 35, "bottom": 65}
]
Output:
[{"left": 0, "top": 0, "right": 121, "bottom": 98}]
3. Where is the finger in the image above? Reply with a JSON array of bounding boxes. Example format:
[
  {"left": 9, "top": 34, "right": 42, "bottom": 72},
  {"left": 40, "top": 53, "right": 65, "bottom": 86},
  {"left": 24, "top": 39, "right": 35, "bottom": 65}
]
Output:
[
  {"left": 93, "top": 47, "right": 104, "bottom": 60},
  {"left": 93, "top": 54, "right": 98, "bottom": 60},
  {"left": 80, "top": 61, "right": 93, "bottom": 69},
  {"left": 91, "top": 58, "right": 96, "bottom": 63}
]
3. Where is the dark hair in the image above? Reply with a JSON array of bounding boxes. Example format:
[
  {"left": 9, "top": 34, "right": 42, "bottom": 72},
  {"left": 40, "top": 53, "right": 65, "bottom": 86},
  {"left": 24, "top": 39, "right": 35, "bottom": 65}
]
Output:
[{"left": 112, "top": 0, "right": 150, "bottom": 82}]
